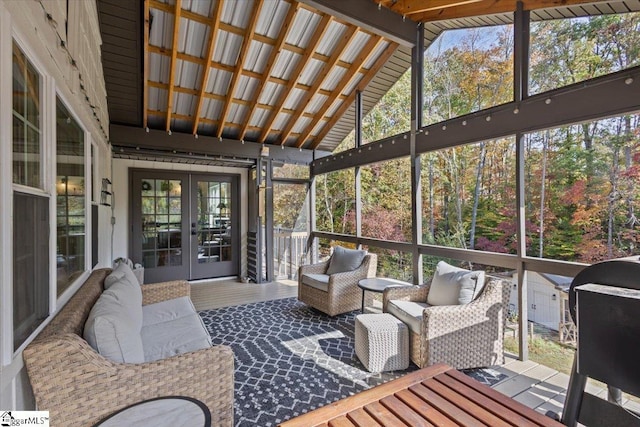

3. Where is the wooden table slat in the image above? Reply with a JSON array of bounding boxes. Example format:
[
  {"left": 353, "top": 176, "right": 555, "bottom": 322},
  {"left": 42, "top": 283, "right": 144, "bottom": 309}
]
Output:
[
  {"left": 410, "top": 382, "right": 488, "bottom": 427},
  {"left": 346, "top": 408, "right": 382, "bottom": 427},
  {"left": 364, "top": 401, "right": 408, "bottom": 427},
  {"left": 327, "top": 415, "right": 357, "bottom": 427},
  {"left": 435, "top": 372, "right": 542, "bottom": 427},
  {"left": 395, "top": 389, "right": 455, "bottom": 427},
  {"left": 444, "top": 370, "right": 564, "bottom": 426},
  {"left": 425, "top": 377, "right": 513, "bottom": 427},
  {"left": 380, "top": 395, "right": 433, "bottom": 427}
]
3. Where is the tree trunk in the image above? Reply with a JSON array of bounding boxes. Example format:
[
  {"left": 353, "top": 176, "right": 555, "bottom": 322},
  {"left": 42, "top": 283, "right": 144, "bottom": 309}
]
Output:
[
  {"left": 429, "top": 155, "right": 435, "bottom": 239},
  {"left": 469, "top": 142, "right": 486, "bottom": 250},
  {"left": 322, "top": 176, "right": 334, "bottom": 234},
  {"left": 539, "top": 131, "right": 549, "bottom": 258}
]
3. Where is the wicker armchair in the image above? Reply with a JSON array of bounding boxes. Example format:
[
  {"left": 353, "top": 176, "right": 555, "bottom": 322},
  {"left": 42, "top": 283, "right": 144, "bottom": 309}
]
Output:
[
  {"left": 382, "top": 276, "right": 510, "bottom": 370},
  {"left": 298, "top": 253, "right": 377, "bottom": 316}
]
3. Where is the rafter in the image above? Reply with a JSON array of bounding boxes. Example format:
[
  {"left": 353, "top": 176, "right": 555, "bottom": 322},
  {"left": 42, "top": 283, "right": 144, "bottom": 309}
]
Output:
[
  {"left": 277, "top": 25, "right": 359, "bottom": 145},
  {"left": 412, "top": 0, "right": 607, "bottom": 22},
  {"left": 191, "top": 0, "right": 225, "bottom": 134},
  {"left": 311, "top": 41, "right": 398, "bottom": 149},
  {"left": 296, "top": 35, "right": 384, "bottom": 148},
  {"left": 143, "top": 0, "right": 150, "bottom": 128},
  {"left": 256, "top": 14, "right": 334, "bottom": 143},
  {"left": 238, "top": 2, "right": 300, "bottom": 141},
  {"left": 165, "top": 0, "right": 182, "bottom": 132},
  {"left": 216, "top": 1, "right": 263, "bottom": 138}
]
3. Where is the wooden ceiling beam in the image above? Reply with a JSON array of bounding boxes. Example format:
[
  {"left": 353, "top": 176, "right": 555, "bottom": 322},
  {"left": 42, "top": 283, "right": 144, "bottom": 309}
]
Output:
[
  {"left": 165, "top": 0, "right": 182, "bottom": 132},
  {"left": 277, "top": 25, "right": 359, "bottom": 146},
  {"left": 216, "top": 1, "right": 264, "bottom": 139},
  {"left": 389, "top": 0, "right": 483, "bottom": 16},
  {"left": 413, "top": 0, "right": 606, "bottom": 22},
  {"left": 296, "top": 36, "right": 384, "bottom": 148},
  {"left": 311, "top": 41, "right": 398, "bottom": 149},
  {"left": 238, "top": 2, "right": 300, "bottom": 141},
  {"left": 257, "top": 14, "right": 334, "bottom": 143},
  {"left": 191, "top": 0, "right": 225, "bottom": 135}
]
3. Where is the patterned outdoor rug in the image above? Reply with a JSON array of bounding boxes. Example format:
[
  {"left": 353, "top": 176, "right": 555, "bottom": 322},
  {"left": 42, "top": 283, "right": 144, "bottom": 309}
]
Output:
[{"left": 199, "top": 297, "right": 506, "bottom": 427}]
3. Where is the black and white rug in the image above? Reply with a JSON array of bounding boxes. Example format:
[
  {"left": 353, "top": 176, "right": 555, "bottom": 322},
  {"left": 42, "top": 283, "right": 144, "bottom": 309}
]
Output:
[{"left": 199, "top": 297, "right": 506, "bottom": 427}]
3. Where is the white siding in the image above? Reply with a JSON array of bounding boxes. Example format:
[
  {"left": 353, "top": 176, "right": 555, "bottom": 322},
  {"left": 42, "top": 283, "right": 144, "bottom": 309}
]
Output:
[{"left": 0, "top": 0, "right": 112, "bottom": 410}]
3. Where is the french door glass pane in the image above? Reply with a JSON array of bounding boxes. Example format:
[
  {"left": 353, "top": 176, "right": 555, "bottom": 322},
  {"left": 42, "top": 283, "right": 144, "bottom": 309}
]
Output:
[
  {"left": 197, "top": 180, "right": 231, "bottom": 264},
  {"left": 141, "top": 178, "right": 182, "bottom": 269}
]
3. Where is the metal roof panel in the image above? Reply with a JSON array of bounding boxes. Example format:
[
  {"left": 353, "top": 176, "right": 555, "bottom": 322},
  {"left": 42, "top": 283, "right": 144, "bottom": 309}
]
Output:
[
  {"left": 236, "top": 75, "right": 258, "bottom": 100},
  {"left": 222, "top": 0, "right": 254, "bottom": 28},
  {"left": 272, "top": 50, "right": 301, "bottom": 80},
  {"left": 249, "top": 107, "right": 270, "bottom": 127},
  {"left": 203, "top": 98, "right": 223, "bottom": 120},
  {"left": 256, "top": 0, "right": 290, "bottom": 38},
  {"left": 184, "top": 0, "right": 213, "bottom": 16},
  {"left": 317, "top": 21, "right": 347, "bottom": 56},
  {"left": 298, "top": 58, "right": 324, "bottom": 86},
  {"left": 286, "top": 8, "right": 321, "bottom": 48},
  {"left": 174, "top": 92, "right": 196, "bottom": 115},
  {"left": 148, "top": 9, "right": 172, "bottom": 49},
  {"left": 181, "top": 19, "right": 209, "bottom": 57},
  {"left": 148, "top": 86, "right": 168, "bottom": 112},
  {"left": 214, "top": 30, "right": 243, "bottom": 65},
  {"left": 283, "top": 87, "right": 305, "bottom": 109},
  {"left": 206, "top": 68, "right": 232, "bottom": 95},
  {"left": 363, "top": 41, "right": 389, "bottom": 69},
  {"left": 321, "top": 66, "right": 346, "bottom": 91},
  {"left": 258, "top": 81, "right": 284, "bottom": 104},
  {"left": 307, "top": 93, "right": 328, "bottom": 115},
  {"left": 244, "top": 40, "right": 272, "bottom": 73},
  {"left": 340, "top": 31, "right": 370, "bottom": 63}
]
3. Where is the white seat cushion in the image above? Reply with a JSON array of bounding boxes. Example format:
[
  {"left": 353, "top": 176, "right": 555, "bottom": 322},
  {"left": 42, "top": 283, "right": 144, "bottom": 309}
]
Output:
[
  {"left": 141, "top": 297, "right": 211, "bottom": 362},
  {"left": 426, "top": 261, "right": 485, "bottom": 306},
  {"left": 301, "top": 273, "right": 330, "bottom": 292},
  {"left": 387, "top": 300, "right": 429, "bottom": 334}
]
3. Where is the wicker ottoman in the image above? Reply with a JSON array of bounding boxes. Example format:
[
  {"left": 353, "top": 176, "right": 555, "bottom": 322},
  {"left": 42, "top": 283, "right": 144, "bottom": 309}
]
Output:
[{"left": 355, "top": 313, "right": 409, "bottom": 373}]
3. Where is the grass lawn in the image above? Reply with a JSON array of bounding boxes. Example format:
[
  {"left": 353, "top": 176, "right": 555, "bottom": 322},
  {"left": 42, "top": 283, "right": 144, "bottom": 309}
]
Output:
[{"left": 504, "top": 336, "right": 575, "bottom": 375}]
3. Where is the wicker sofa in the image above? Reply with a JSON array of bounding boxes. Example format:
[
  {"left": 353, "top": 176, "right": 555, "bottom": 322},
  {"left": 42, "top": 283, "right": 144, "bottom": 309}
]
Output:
[{"left": 23, "top": 268, "right": 234, "bottom": 427}]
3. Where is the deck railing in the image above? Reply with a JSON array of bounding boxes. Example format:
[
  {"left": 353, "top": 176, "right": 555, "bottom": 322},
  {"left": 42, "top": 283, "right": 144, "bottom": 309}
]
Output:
[{"left": 274, "top": 227, "right": 309, "bottom": 280}]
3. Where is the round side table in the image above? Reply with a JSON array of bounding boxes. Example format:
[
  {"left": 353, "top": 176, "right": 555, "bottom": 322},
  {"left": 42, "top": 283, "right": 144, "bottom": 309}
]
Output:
[
  {"left": 357, "top": 278, "right": 411, "bottom": 313},
  {"left": 93, "top": 396, "right": 211, "bottom": 427}
]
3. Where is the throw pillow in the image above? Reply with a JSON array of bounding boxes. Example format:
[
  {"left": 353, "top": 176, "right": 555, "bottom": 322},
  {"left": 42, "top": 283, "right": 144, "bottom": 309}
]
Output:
[
  {"left": 326, "top": 246, "right": 367, "bottom": 275},
  {"left": 83, "top": 285, "right": 145, "bottom": 363},
  {"left": 426, "top": 261, "right": 486, "bottom": 306},
  {"left": 105, "top": 261, "right": 140, "bottom": 289}
]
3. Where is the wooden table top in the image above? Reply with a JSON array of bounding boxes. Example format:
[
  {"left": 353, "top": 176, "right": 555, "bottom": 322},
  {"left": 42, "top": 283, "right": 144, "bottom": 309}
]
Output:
[{"left": 279, "top": 364, "right": 563, "bottom": 427}]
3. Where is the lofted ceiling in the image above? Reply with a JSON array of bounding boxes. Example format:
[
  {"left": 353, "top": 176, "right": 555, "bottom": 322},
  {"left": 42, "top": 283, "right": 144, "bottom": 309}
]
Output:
[{"left": 98, "top": 0, "right": 640, "bottom": 154}]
